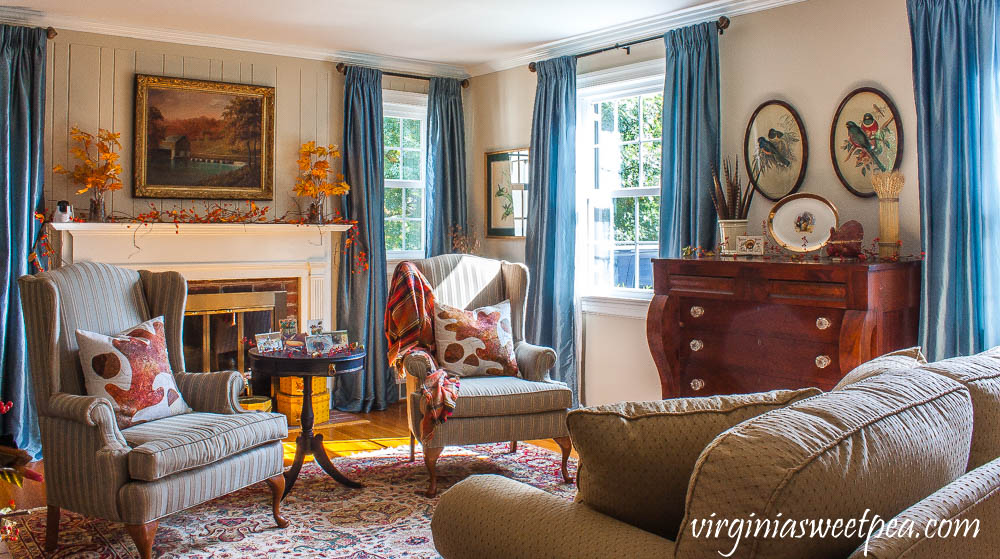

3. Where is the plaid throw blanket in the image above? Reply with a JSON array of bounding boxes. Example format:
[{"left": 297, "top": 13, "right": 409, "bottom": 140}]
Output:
[{"left": 384, "top": 262, "right": 460, "bottom": 442}]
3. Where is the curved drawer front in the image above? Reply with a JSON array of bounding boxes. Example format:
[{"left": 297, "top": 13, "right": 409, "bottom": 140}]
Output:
[
  {"left": 680, "top": 298, "right": 844, "bottom": 344},
  {"left": 680, "top": 331, "right": 841, "bottom": 384}
]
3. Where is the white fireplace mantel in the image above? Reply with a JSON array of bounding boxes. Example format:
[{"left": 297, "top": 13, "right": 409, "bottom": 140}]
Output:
[{"left": 46, "top": 222, "right": 353, "bottom": 329}]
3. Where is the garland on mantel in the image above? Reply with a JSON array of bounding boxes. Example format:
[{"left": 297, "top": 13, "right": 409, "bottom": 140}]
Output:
[{"left": 29, "top": 200, "right": 368, "bottom": 274}]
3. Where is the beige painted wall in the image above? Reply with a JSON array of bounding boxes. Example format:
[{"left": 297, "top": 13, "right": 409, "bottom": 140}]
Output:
[
  {"left": 464, "top": 0, "right": 920, "bottom": 407},
  {"left": 44, "top": 29, "right": 428, "bottom": 219}
]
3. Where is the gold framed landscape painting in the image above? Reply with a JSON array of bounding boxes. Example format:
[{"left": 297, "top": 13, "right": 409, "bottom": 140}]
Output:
[{"left": 133, "top": 74, "right": 275, "bottom": 199}]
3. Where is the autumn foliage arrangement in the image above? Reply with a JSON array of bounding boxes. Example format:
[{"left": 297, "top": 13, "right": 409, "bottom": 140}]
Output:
[
  {"left": 294, "top": 141, "right": 351, "bottom": 223},
  {"left": 53, "top": 126, "right": 123, "bottom": 223}
]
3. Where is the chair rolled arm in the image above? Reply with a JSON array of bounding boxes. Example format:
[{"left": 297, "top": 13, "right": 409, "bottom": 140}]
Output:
[
  {"left": 515, "top": 342, "right": 557, "bottom": 382},
  {"left": 48, "top": 393, "right": 126, "bottom": 446},
  {"left": 174, "top": 370, "right": 245, "bottom": 414},
  {"left": 432, "top": 474, "right": 675, "bottom": 559},
  {"left": 402, "top": 351, "right": 435, "bottom": 383}
]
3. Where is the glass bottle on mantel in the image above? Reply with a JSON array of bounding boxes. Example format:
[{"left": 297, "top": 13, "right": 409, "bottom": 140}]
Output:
[
  {"left": 307, "top": 202, "right": 323, "bottom": 224},
  {"left": 89, "top": 194, "right": 108, "bottom": 223}
]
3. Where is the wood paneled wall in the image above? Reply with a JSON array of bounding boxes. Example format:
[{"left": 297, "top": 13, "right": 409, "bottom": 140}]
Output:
[{"left": 43, "top": 29, "right": 428, "bottom": 220}]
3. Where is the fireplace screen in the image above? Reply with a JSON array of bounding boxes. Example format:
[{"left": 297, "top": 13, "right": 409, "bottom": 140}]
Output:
[{"left": 183, "top": 291, "right": 287, "bottom": 374}]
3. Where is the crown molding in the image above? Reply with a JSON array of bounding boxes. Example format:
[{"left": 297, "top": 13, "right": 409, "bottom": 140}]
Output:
[
  {"left": 0, "top": 9, "right": 469, "bottom": 79},
  {"left": 466, "top": 0, "right": 808, "bottom": 76}
]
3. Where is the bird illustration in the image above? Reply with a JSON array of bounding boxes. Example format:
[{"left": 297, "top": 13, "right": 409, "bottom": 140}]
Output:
[
  {"left": 756, "top": 136, "right": 791, "bottom": 169},
  {"left": 861, "top": 113, "right": 879, "bottom": 137},
  {"left": 845, "top": 121, "right": 886, "bottom": 172}
]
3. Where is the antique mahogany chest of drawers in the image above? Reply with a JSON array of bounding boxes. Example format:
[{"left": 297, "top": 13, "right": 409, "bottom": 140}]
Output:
[{"left": 646, "top": 257, "right": 920, "bottom": 398}]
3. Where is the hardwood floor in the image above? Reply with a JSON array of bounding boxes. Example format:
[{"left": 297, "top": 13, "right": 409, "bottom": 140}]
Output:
[{"left": 3, "top": 401, "right": 574, "bottom": 512}]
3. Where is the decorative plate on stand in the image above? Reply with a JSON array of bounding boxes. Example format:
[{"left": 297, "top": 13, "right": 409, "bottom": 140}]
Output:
[{"left": 767, "top": 193, "right": 839, "bottom": 253}]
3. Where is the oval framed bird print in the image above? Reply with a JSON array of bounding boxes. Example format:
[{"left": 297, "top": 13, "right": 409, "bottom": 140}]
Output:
[
  {"left": 743, "top": 100, "right": 808, "bottom": 201},
  {"left": 830, "top": 87, "right": 903, "bottom": 197}
]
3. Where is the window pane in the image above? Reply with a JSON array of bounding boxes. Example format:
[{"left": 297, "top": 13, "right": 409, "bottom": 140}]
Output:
[
  {"left": 618, "top": 97, "right": 639, "bottom": 142},
  {"left": 638, "top": 246, "right": 657, "bottom": 289},
  {"left": 385, "top": 220, "right": 403, "bottom": 251},
  {"left": 385, "top": 187, "right": 403, "bottom": 218},
  {"left": 613, "top": 197, "right": 636, "bottom": 242},
  {"left": 404, "top": 220, "right": 423, "bottom": 251},
  {"left": 405, "top": 187, "right": 423, "bottom": 218},
  {"left": 642, "top": 140, "right": 662, "bottom": 187},
  {"left": 620, "top": 143, "right": 640, "bottom": 188},
  {"left": 402, "top": 149, "right": 421, "bottom": 180},
  {"left": 384, "top": 149, "right": 401, "bottom": 180},
  {"left": 401, "top": 118, "right": 421, "bottom": 148},
  {"left": 384, "top": 117, "right": 400, "bottom": 147},
  {"left": 638, "top": 196, "right": 659, "bottom": 242},
  {"left": 642, "top": 94, "right": 663, "bottom": 140},
  {"left": 600, "top": 101, "right": 615, "bottom": 133},
  {"left": 614, "top": 247, "right": 636, "bottom": 289}
]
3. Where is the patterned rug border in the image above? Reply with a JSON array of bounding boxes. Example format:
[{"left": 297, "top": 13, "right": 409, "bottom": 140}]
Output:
[{"left": 7, "top": 442, "right": 577, "bottom": 559}]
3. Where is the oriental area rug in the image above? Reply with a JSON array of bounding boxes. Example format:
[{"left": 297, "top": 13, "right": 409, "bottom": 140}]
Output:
[{"left": 6, "top": 443, "right": 576, "bottom": 558}]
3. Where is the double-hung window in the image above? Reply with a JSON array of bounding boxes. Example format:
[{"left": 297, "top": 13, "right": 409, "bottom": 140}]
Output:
[
  {"left": 577, "top": 64, "right": 664, "bottom": 294},
  {"left": 383, "top": 91, "right": 428, "bottom": 259}
]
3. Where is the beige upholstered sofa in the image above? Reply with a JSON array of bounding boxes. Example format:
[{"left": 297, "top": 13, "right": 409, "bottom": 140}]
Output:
[
  {"left": 401, "top": 254, "right": 573, "bottom": 496},
  {"left": 432, "top": 350, "right": 1000, "bottom": 558},
  {"left": 19, "top": 262, "right": 290, "bottom": 559}
]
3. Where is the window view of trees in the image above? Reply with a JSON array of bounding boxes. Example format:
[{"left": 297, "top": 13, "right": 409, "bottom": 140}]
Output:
[
  {"left": 585, "top": 91, "right": 663, "bottom": 290},
  {"left": 383, "top": 115, "right": 424, "bottom": 254}
]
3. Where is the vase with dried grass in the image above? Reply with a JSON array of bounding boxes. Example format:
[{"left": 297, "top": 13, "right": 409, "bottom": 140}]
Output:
[
  {"left": 711, "top": 158, "right": 754, "bottom": 255},
  {"left": 871, "top": 171, "right": 904, "bottom": 259}
]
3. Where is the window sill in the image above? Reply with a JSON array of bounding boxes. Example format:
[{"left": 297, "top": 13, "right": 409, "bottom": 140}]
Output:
[{"left": 579, "top": 292, "right": 652, "bottom": 319}]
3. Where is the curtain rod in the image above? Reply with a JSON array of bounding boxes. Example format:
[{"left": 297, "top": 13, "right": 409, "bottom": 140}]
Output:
[
  {"left": 528, "top": 15, "right": 729, "bottom": 72},
  {"left": 335, "top": 63, "right": 470, "bottom": 88}
]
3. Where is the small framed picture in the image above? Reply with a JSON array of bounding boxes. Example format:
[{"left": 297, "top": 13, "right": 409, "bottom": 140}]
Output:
[
  {"left": 306, "top": 318, "right": 324, "bottom": 335},
  {"left": 279, "top": 317, "right": 298, "bottom": 339},
  {"left": 254, "top": 331, "right": 283, "bottom": 353},
  {"left": 329, "top": 330, "right": 349, "bottom": 350},
  {"left": 305, "top": 334, "right": 334, "bottom": 353},
  {"left": 736, "top": 235, "right": 765, "bottom": 255}
]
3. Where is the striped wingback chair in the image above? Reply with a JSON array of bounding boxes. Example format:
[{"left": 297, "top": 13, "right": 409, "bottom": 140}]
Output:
[
  {"left": 18, "top": 262, "right": 289, "bottom": 559},
  {"left": 401, "top": 254, "right": 573, "bottom": 496}
]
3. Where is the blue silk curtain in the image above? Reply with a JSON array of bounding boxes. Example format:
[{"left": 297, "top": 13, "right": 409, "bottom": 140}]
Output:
[
  {"left": 526, "top": 56, "right": 578, "bottom": 405},
  {"left": 335, "top": 66, "right": 396, "bottom": 411},
  {"left": 425, "top": 77, "right": 467, "bottom": 256},
  {"left": 659, "top": 22, "right": 720, "bottom": 257},
  {"left": 908, "top": 0, "right": 1000, "bottom": 360},
  {"left": 0, "top": 25, "right": 45, "bottom": 458}
]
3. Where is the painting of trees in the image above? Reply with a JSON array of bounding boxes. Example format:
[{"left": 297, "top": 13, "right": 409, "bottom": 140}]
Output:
[{"left": 222, "top": 97, "right": 262, "bottom": 170}]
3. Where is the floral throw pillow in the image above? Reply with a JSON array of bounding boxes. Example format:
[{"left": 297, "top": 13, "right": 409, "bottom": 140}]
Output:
[
  {"left": 76, "top": 316, "right": 191, "bottom": 429},
  {"left": 433, "top": 300, "right": 519, "bottom": 377}
]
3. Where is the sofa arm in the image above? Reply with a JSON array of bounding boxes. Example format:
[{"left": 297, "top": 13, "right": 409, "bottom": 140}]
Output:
[
  {"left": 402, "top": 351, "right": 435, "bottom": 383},
  {"left": 432, "top": 474, "right": 675, "bottom": 559},
  {"left": 848, "top": 457, "right": 1000, "bottom": 559},
  {"left": 48, "top": 393, "right": 126, "bottom": 445},
  {"left": 515, "top": 341, "right": 556, "bottom": 382},
  {"left": 174, "top": 370, "right": 245, "bottom": 414}
]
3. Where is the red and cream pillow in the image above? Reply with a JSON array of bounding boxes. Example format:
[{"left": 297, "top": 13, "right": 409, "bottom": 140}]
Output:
[
  {"left": 433, "top": 300, "right": 519, "bottom": 377},
  {"left": 76, "top": 316, "right": 191, "bottom": 428}
]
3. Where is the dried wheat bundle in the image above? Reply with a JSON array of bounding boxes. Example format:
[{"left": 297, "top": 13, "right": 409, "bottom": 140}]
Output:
[{"left": 871, "top": 171, "right": 904, "bottom": 259}]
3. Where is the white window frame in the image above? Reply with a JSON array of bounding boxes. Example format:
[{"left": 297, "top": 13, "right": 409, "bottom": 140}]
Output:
[
  {"left": 576, "top": 59, "right": 665, "bottom": 300},
  {"left": 383, "top": 90, "right": 428, "bottom": 261}
]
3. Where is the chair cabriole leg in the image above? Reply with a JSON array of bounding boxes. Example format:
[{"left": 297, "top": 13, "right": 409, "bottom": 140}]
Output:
[
  {"left": 125, "top": 520, "right": 158, "bottom": 559},
  {"left": 554, "top": 436, "right": 573, "bottom": 483},
  {"left": 265, "top": 474, "right": 290, "bottom": 528}
]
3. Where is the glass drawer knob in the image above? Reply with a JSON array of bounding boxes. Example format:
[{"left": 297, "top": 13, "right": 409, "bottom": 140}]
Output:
[
  {"left": 690, "top": 306, "right": 705, "bottom": 318},
  {"left": 690, "top": 339, "right": 704, "bottom": 352},
  {"left": 690, "top": 378, "right": 705, "bottom": 391},
  {"left": 815, "top": 355, "right": 832, "bottom": 369},
  {"left": 816, "top": 317, "right": 831, "bottom": 330}
]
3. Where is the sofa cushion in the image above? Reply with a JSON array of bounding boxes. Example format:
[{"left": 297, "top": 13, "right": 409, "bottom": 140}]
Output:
[
  {"left": 675, "top": 369, "right": 973, "bottom": 558},
  {"left": 566, "top": 388, "right": 822, "bottom": 539},
  {"left": 833, "top": 346, "right": 927, "bottom": 390},
  {"left": 412, "top": 376, "right": 572, "bottom": 419},
  {"left": 122, "top": 411, "right": 288, "bottom": 481},
  {"left": 919, "top": 347, "right": 1000, "bottom": 469}
]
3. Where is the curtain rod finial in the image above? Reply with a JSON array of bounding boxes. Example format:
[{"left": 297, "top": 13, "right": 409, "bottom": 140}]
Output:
[
  {"left": 46, "top": 27, "right": 57, "bottom": 39},
  {"left": 335, "top": 62, "right": 347, "bottom": 74},
  {"left": 528, "top": 61, "right": 537, "bottom": 73},
  {"left": 717, "top": 16, "right": 730, "bottom": 35},
  {"left": 460, "top": 79, "right": 470, "bottom": 88}
]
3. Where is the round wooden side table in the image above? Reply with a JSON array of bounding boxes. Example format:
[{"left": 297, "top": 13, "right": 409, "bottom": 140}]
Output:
[{"left": 248, "top": 348, "right": 366, "bottom": 499}]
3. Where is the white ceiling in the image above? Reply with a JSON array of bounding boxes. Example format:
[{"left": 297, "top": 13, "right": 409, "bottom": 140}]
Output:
[{"left": 1, "top": 0, "right": 800, "bottom": 76}]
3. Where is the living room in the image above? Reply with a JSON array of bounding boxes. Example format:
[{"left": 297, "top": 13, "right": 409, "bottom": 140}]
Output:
[{"left": 0, "top": 0, "right": 996, "bottom": 557}]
